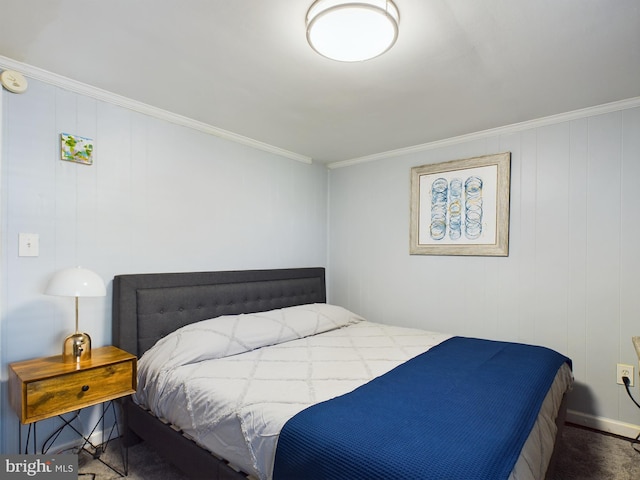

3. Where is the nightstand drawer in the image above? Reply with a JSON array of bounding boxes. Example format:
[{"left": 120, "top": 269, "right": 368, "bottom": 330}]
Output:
[{"left": 26, "top": 361, "right": 135, "bottom": 421}]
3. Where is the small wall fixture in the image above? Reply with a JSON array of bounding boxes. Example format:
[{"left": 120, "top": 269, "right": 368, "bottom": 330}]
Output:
[{"left": 306, "top": 0, "right": 400, "bottom": 62}]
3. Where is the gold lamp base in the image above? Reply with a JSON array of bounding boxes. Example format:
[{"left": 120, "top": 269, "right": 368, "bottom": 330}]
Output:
[{"left": 63, "top": 332, "right": 92, "bottom": 363}]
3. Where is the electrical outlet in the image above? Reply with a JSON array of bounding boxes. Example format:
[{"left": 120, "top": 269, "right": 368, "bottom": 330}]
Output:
[{"left": 617, "top": 363, "right": 634, "bottom": 387}]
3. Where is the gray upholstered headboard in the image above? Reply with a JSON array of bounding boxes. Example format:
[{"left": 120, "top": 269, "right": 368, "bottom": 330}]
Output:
[{"left": 112, "top": 267, "right": 326, "bottom": 357}]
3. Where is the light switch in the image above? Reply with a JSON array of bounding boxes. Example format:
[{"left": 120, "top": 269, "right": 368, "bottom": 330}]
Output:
[{"left": 19, "top": 233, "right": 39, "bottom": 257}]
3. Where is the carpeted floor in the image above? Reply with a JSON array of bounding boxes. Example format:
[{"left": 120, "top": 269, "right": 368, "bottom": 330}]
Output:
[
  {"left": 550, "top": 424, "right": 639, "bottom": 480},
  {"left": 78, "top": 423, "right": 640, "bottom": 479}
]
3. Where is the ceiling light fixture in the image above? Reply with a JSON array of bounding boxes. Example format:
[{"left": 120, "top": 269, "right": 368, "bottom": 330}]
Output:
[{"left": 306, "top": 0, "right": 400, "bottom": 62}]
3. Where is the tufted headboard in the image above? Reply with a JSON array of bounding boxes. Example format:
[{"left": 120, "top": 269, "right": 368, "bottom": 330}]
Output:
[{"left": 112, "top": 267, "right": 326, "bottom": 357}]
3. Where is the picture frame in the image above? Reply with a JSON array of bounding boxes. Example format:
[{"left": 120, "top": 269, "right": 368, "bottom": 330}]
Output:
[
  {"left": 410, "top": 152, "right": 511, "bottom": 256},
  {"left": 60, "top": 133, "right": 94, "bottom": 165}
]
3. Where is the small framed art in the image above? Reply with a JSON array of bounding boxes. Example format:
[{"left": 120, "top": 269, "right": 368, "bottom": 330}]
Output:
[{"left": 60, "top": 133, "right": 94, "bottom": 165}]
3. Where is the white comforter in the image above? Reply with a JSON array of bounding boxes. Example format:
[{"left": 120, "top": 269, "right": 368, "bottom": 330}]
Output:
[{"left": 134, "top": 304, "right": 572, "bottom": 480}]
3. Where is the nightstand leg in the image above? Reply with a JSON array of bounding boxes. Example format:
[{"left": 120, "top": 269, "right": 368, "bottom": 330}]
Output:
[
  {"left": 18, "top": 421, "right": 37, "bottom": 454},
  {"left": 74, "top": 401, "right": 128, "bottom": 477},
  {"left": 108, "top": 402, "right": 129, "bottom": 477},
  {"left": 27, "top": 404, "right": 128, "bottom": 477},
  {"left": 42, "top": 411, "right": 81, "bottom": 454},
  {"left": 100, "top": 400, "right": 129, "bottom": 476}
]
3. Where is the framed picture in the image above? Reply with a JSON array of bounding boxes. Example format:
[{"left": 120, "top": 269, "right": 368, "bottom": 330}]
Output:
[
  {"left": 60, "top": 133, "right": 94, "bottom": 165},
  {"left": 410, "top": 152, "right": 511, "bottom": 256}
]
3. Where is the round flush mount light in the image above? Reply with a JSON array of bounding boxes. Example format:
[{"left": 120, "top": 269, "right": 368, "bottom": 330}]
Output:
[{"left": 306, "top": 0, "right": 400, "bottom": 62}]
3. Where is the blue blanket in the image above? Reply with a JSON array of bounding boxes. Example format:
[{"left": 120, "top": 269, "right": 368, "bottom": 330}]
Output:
[{"left": 273, "top": 336, "right": 570, "bottom": 480}]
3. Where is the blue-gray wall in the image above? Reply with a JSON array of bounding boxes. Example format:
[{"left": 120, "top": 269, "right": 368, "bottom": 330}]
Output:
[
  {"left": 2, "top": 75, "right": 639, "bottom": 454},
  {"left": 328, "top": 104, "right": 640, "bottom": 435},
  {"left": 0, "top": 79, "right": 328, "bottom": 453}
]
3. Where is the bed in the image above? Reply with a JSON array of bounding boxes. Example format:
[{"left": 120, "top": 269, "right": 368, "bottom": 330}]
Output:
[{"left": 112, "top": 267, "right": 572, "bottom": 480}]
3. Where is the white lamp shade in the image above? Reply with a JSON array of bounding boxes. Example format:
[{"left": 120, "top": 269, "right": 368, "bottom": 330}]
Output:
[
  {"left": 45, "top": 267, "right": 106, "bottom": 297},
  {"left": 306, "top": 0, "right": 399, "bottom": 62}
]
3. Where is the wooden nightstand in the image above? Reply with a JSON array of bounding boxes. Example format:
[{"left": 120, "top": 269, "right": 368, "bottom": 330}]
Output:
[{"left": 8, "top": 346, "right": 136, "bottom": 473}]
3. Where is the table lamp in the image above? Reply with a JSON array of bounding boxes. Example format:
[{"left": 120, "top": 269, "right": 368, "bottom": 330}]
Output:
[{"left": 45, "top": 267, "right": 106, "bottom": 363}]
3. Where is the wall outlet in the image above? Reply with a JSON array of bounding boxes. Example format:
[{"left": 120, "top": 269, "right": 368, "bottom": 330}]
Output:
[{"left": 617, "top": 363, "right": 634, "bottom": 387}]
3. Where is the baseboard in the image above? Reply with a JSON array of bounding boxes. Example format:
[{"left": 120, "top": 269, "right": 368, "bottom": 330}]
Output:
[
  {"left": 567, "top": 409, "right": 640, "bottom": 439},
  {"left": 35, "top": 427, "right": 113, "bottom": 455}
]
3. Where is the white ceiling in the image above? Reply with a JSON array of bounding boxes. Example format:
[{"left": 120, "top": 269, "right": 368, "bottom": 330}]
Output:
[{"left": 1, "top": 0, "right": 638, "bottom": 164}]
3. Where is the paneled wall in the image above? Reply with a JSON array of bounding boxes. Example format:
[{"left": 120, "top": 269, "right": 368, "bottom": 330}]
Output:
[
  {"left": 2, "top": 74, "right": 638, "bottom": 454},
  {"left": 328, "top": 106, "right": 640, "bottom": 433},
  {"left": 0, "top": 79, "right": 328, "bottom": 453}
]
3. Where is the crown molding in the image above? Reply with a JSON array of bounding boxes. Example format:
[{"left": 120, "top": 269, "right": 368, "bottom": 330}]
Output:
[
  {"left": 328, "top": 96, "right": 640, "bottom": 169},
  {"left": 3, "top": 55, "right": 638, "bottom": 170},
  {"left": 0, "top": 56, "right": 313, "bottom": 165}
]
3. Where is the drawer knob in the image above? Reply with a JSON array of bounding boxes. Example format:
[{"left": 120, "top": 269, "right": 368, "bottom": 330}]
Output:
[{"left": 81, "top": 385, "right": 90, "bottom": 392}]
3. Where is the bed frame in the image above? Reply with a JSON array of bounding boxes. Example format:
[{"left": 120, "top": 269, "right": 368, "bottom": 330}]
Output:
[
  {"left": 112, "top": 266, "right": 567, "bottom": 480},
  {"left": 112, "top": 267, "right": 326, "bottom": 479}
]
